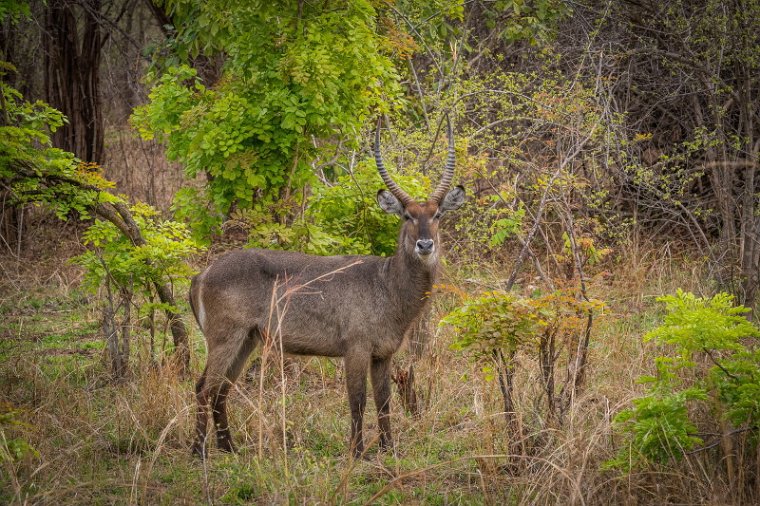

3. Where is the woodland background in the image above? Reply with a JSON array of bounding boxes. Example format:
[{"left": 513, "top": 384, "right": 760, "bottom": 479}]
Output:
[{"left": 1, "top": 0, "right": 759, "bottom": 504}]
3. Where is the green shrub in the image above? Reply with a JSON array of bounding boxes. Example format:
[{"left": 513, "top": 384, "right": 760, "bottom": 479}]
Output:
[
  {"left": 308, "top": 160, "right": 429, "bottom": 256},
  {"left": 75, "top": 202, "right": 201, "bottom": 303},
  {"left": 607, "top": 290, "right": 760, "bottom": 471}
]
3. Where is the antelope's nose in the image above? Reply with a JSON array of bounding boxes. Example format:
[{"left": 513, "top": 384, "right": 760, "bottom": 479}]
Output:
[{"left": 416, "top": 239, "right": 434, "bottom": 255}]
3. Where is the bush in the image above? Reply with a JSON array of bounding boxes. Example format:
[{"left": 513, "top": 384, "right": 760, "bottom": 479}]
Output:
[
  {"left": 608, "top": 290, "right": 760, "bottom": 471},
  {"left": 308, "top": 160, "right": 429, "bottom": 256}
]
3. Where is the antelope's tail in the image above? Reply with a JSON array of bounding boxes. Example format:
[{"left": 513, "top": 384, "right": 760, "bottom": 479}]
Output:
[{"left": 188, "top": 273, "right": 204, "bottom": 333}]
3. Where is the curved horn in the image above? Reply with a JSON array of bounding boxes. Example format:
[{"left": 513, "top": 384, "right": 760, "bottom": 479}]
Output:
[
  {"left": 374, "top": 119, "right": 414, "bottom": 207},
  {"left": 430, "top": 115, "right": 456, "bottom": 204}
]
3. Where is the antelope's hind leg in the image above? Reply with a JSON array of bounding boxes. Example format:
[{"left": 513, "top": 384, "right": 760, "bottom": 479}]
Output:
[{"left": 193, "top": 329, "right": 257, "bottom": 455}]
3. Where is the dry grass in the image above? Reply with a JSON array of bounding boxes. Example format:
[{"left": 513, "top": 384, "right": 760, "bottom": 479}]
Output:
[{"left": 0, "top": 233, "right": 748, "bottom": 505}]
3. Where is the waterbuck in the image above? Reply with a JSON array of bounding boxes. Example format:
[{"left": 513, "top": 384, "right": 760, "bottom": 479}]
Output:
[{"left": 190, "top": 121, "right": 465, "bottom": 458}]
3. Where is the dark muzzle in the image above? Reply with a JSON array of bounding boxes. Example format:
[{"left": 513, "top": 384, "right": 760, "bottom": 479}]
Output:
[{"left": 415, "top": 239, "right": 434, "bottom": 255}]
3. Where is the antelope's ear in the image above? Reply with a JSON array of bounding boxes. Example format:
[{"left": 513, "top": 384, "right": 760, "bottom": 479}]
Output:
[
  {"left": 439, "top": 185, "right": 465, "bottom": 213},
  {"left": 377, "top": 189, "right": 405, "bottom": 216}
]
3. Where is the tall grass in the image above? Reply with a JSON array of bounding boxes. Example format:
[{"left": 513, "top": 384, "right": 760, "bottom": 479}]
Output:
[{"left": 0, "top": 236, "right": 745, "bottom": 505}]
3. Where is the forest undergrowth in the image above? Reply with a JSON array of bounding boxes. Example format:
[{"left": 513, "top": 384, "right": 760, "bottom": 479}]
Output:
[
  {"left": 3, "top": 0, "right": 760, "bottom": 503},
  {"left": 1, "top": 220, "right": 735, "bottom": 505}
]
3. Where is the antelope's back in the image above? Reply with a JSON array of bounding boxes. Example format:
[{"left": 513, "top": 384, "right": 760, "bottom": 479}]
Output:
[{"left": 195, "top": 249, "right": 392, "bottom": 356}]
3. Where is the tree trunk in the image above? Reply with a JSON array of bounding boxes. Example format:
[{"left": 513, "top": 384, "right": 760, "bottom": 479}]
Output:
[
  {"left": 738, "top": 64, "right": 760, "bottom": 307},
  {"left": 392, "top": 364, "right": 420, "bottom": 417},
  {"left": 102, "top": 302, "right": 124, "bottom": 377},
  {"left": 44, "top": 0, "right": 104, "bottom": 163}
]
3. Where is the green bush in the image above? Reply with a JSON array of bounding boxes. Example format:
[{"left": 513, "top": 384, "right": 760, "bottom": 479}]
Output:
[
  {"left": 132, "top": 0, "right": 400, "bottom": 239},
  {"left": 308, "top": 161, "right": 429, "bottom": 256},
  {"left": 607, "top": 290, "right": 760, "bottom": 471},
  {"left": 443, "top": 291, "right": 545, "bottom": 363},
  {"left": 75, "top": 202, "right": 201, "bottom": 304}
]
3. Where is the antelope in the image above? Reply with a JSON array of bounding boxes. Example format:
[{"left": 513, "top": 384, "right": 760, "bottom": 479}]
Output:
[{"left": 190, "top": 120, "right": 465, "bottom": 458}]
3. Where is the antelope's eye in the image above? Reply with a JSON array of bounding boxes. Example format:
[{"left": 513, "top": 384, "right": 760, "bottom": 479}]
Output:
[
  {"left": 403, "top": 212, "right": 413, "bottom": 221},
  {"left": 433, "top": 211, "right": 442, "bottom": 220}
]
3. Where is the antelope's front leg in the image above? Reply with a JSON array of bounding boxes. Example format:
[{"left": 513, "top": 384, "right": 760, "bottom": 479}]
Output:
[
  {"left": 344, "top": 350, "right": 370, "bottom": 458},
  {"left": 371, "top": 356, "right": 393, "bottom": 451}
]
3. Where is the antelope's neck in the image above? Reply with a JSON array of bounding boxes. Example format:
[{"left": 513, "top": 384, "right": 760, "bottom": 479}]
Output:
[{"left": 384, "top": 252, "right": 436, "bottom": 324}]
